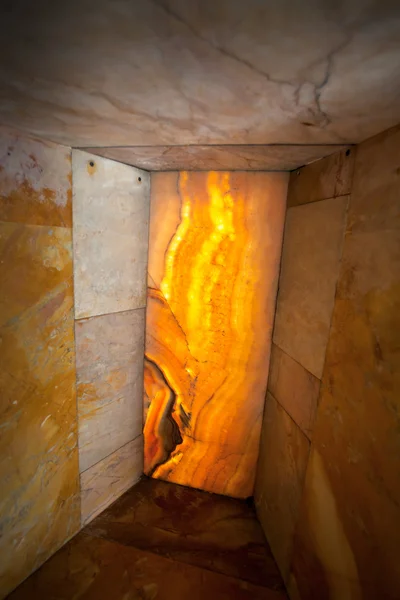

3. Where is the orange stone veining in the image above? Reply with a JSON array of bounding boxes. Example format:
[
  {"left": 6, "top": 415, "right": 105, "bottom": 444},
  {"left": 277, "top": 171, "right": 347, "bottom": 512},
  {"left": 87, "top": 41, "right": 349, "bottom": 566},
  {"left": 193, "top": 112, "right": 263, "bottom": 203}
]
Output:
[{"left": 144, "top": 171, "right": 288, "bottom": 497}]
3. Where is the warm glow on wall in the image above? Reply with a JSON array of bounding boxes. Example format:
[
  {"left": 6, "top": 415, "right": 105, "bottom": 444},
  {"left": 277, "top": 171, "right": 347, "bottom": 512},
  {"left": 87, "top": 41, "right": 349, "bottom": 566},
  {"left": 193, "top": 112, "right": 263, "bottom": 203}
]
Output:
[{"left": 144, "top": 171, "right": 288, "bottom": 497}]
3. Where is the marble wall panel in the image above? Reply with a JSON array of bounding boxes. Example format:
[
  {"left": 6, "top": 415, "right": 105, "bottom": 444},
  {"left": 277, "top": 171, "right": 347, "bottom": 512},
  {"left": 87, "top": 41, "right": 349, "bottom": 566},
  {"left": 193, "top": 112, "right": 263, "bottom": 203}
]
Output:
[
  {"left": 72, "top": 150, "right": 150, "bottom": 319},
  {"left": 289, "top": 125, "right": 400, "bottom": 599},
  {"left": 255, "top": 394, "right": 310, "bottom": 582},
  {"left": 75, "top": 309, "right": 145, "bottom": 472},
  {"left": 0, "top": 127, "right": 79, "bottom": 598},
  {"left": 0, "top": 126, "right": 72, "bottom": 227},
  {"left": 287, "top": 148, "right": 354, "bottom": 207},
  {"left": 144, "top": 171, "right": 288, "bottom": 497},
  {"left": 268, "top": 343, "right": 320, "bottom": 440},
  {"left": 273, "top": 195, "right": 348, "bottom": 379},
  {"left": 80, "top": 436, "right": 143, "bottom": 526}
]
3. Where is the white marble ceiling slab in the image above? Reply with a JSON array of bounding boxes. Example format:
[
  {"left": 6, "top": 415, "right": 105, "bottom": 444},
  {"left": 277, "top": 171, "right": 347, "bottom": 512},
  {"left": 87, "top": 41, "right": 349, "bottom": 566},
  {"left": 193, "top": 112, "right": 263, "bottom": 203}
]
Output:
[
  {"left": 82, "top": 144, "right": 351, "bottom": 171},
  {"left": 0, "top": 0, "right": 399, "bottom": 148}
]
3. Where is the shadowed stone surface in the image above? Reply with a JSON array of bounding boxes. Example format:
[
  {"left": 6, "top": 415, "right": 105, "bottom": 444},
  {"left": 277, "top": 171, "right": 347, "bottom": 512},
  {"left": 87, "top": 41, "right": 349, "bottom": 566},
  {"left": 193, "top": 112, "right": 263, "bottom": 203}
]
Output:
[{"left": 9, "top": 478, "right": 287, "bottom": 600}]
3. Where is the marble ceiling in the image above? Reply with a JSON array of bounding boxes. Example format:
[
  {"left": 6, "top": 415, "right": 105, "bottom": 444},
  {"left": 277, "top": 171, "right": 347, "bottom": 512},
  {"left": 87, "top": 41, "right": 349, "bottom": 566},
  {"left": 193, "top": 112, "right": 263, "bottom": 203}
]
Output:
[{"left": 0, "top": 0, "right": 399, "bottom": 167}]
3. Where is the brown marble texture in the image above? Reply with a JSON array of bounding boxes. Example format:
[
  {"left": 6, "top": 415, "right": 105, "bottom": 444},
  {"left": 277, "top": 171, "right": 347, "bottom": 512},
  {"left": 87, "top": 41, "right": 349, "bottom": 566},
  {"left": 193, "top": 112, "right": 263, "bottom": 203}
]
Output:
[
  {"left": 255, "top": 394, "right": 310, "bottom": 583},
  {"left": 8, "top": 532, "right": 285, "bottom": 600},
  {"left": 290, "top": 125, "right": 400, "bottom": 598},
  {"left": 287, "top": 147, "right": 354, "bottom": 207},
  {"left": 80, "top": 436, "right": 143, "bottom": 526},
  {"left": 273, "top": 195, "right": 348, "bottom": 379},
  {"left": 72, "top": 150, "right": 150, "bottom": 319},
  {"left": 145, "top": 171, "right": 288, "bottom": 497},
  {"left": 84, "top": 144, "right": 350, "bottom": 172},
  {"left": 9, "top": 477, "right": 286, "bottom": 600},
  {"left": 84, "top": 476, "right": 284, "bottom": 590},
  {"left": 0, "top": 221, "right": 80, "bottom": 597},
  {"left": 268, "top": 343, "right": 320, "bottom": 440},
  {"left": 0, "top": 126, "right": 72, "bottom": 227},
  {"left": 75, "top": 309, "right": 145, "bottom": 472},
  {"left": 1, "top": 3, "right": 400, "bottom": 147}
]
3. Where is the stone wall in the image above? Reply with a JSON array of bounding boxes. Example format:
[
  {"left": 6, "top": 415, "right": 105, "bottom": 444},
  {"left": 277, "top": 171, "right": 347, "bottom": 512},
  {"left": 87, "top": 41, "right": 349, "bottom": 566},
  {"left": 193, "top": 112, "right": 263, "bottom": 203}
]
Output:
[
  {"left": 255, "top": 124, "right": 400, "bottom": 599},
  {"left": 0, "top": 131, "right": 150, "bottom": 597},
  {"left": 0, "top": 127, "right": 80, "bottom": 597}
]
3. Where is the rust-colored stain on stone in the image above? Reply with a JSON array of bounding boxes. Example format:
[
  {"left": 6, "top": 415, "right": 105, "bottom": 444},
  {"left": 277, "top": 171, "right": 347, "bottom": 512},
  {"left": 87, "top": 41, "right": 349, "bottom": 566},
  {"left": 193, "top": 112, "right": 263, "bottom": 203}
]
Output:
[
  {"left": 0, "top": 128, "right": 79, "bottom": 598},
  {"left": 144, "top": 171, "right": 288, "bottom": 497},
  {"left": 86, "top": 159, "right": 97, "bottom": 175},
  {"left": 0, "top": 126, "right": 72, "bottom": 227}
]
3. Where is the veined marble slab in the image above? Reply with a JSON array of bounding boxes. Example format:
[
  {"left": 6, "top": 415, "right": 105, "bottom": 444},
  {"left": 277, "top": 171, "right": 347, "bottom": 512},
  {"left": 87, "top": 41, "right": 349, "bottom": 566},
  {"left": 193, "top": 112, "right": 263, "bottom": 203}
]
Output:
[
  {"left": 0, "top": 1, "right": 399, "bottom": 147},
  {"left": 83, "top": 144, "right": 351, "bottom": 172},
  {"left": 72, "top": 150, "right": 150, "bottom": 319},
  {"left": 75, "top": 309, "right": 145, "bottom": 472},
  {"left": 273, "top": 194, "right": 349, "bottom": 379},
  {"left": 80, "top": 436, "right": 143, "bottom": 526},
  {"left": 290, "top": 124, "right": 400, "bottom": 600}
]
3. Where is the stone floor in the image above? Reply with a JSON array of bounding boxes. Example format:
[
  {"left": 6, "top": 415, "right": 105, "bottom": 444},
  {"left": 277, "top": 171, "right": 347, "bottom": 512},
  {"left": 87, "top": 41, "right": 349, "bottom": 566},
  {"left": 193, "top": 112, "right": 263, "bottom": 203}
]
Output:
[{"left": 8, "top": 477, "right": 287, "bottom": 599}]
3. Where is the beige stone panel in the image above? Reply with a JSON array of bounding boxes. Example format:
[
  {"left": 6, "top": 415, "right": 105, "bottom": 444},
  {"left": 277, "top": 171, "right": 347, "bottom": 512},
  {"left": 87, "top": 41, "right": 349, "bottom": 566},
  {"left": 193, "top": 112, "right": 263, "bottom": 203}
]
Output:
[
  {"left": 254, "top": 393, "right": 310, "bottom": 582},
  {"left": 85, "top": 144, "right": 350, "bottom": 172},
  {"left": 80, "top": 436, "right": 143, "bottom": 526},
  {"left": 273, "top": 195, "right": 348, "bottom": 379},
  {"left": 0, "top": 125, "right": 72, "bottom": 227},
  {"left": 72, "top": 150, "right": 150, "bottom": 319},
  {"left": 287, "top": 148, "right": 354, "bottom": 207},
  {"left": 290, "top": 125, "right": 400, "bottom": 599},
  {"left": 0, "top": 222, "right": 80, "bottom": 598},
  {"left": 75, "top": 309, "right": 145, "bottom": 472},
  {"left": 268, "top": 343, "right": 320, "bottom": 439}
]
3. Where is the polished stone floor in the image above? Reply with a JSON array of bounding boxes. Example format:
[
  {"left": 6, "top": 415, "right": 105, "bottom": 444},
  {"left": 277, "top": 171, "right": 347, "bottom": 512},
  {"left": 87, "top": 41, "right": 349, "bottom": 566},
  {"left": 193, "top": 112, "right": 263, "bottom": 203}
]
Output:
[{"left": 8, "top": 477, "right": 287, "bottom": 599}]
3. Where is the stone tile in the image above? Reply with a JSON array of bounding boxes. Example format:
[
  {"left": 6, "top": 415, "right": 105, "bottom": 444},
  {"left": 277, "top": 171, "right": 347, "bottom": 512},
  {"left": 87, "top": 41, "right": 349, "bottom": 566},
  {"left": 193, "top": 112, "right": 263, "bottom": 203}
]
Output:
[
  {"left": 287, "top": 147, "right": 354, "bottom": 207},
  {"left": 0, "top": 125, "right": 72, "bottom": 227},
  {"left": 72, "top": 150, "right": 150, "bottom": 319},
  {"left": 1, "top": 4, "right": 400, "bottom": 148},
  {"left": 0, "top": 221, "right": 80, "bottom": 598},
  {"left": 84, "top": 476, "right": 284, "bottom": 591},
  {"left": 145, "top": 171, "right": 288, "bottom": 497},
  {"left": 85, "top": 144, "right": 350, "bottom": 172},
  {"left": 8, "top": 532, "right": 286, "bottom": 600},
  {"left": 268, "top": 343, "right": 320, "bottom": 440},
  {"left": 273, "top": 195, "right": 348, "bottom": 379},
  {"left": 80, "top": 436, "right": 143, "bottom": 526},
  {"left": 290, "top": 126, "right": 400, "bottom": 599},
  {"left": 255, "top": 394, "right": 310, "bottom": 583},
  {"left": 75, "top": 309, "right": 145, "bottom": 472}
]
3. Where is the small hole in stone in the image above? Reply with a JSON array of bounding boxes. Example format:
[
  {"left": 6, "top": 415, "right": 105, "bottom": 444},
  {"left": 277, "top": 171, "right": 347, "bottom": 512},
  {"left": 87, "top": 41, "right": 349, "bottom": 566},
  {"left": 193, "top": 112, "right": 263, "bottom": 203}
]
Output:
[
  {"left": 7, "top": 151, "right": 11, "bottom": 156},
  {"left": 346, "top": 149, "right": 351, "bottom": 157},
  {"left": 89, "top": 161, "right": 94, "bottom": 167},
  {"left": 138, "top": 177, "right": 142, "bottom": 182}
]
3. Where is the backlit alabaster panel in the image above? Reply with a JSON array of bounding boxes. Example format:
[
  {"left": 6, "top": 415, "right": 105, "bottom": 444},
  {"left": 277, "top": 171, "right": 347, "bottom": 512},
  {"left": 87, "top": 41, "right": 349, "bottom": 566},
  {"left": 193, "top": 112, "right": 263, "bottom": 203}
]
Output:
[{"left": 144, "top": 171, "right": 288, "bottom": 497}]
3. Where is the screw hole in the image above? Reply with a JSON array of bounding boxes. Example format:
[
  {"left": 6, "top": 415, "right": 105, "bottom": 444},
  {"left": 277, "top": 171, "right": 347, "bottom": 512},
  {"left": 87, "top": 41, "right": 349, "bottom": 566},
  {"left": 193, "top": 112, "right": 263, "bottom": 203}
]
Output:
[
  {"left": 345, "top": 149, "right": 351, "bottom": 157},
  {"left": 89, "top": 161, "right": 94, "bottom": 167},
  {"left": 138, "top": 177, "right": 142, "bottom": 182}
]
